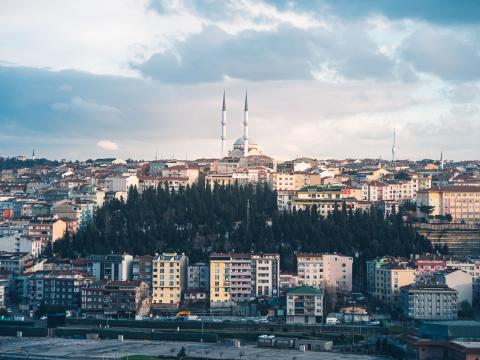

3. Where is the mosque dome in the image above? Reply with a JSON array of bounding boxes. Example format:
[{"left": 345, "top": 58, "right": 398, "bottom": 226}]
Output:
[{"left": 234, "top": 137, "right": 257, "bottom": 146}]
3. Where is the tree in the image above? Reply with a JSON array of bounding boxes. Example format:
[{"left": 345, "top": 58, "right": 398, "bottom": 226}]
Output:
[
  {"left": 418, "top": 205, "right": 435, "bottom": 219},
  {"left": 54, "top": 184, "right": 433, "bottom": 275},
  {"left": 458, "top": 300, "right": 474, "bottom": 319}
]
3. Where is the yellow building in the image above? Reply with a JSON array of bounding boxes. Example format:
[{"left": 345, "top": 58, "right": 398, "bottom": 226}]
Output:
[
  {"left": 210, "top": 253, "right": 232, "bottom": 303},
  {"left": 152, "top": 253, "right": 188, "bottom": 305},
  {"left": 373, "top": 264, "right": 415, "bottom": 304},
  {"left": 416, "top": 186, "right": 480, "bottom": 223}
]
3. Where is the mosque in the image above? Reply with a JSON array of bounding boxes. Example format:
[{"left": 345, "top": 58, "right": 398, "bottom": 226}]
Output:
[{"left": 221, "top": 91, "right": 263, "bottom": 158}]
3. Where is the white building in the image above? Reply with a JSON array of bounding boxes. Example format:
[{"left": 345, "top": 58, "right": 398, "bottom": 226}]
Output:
[
  {"left": 251, "top": 253, "right": 280, "bottom": 298},
  {"left": 105, "top": 175, "right": 139, "bottom": 192},
  {"left": 400, "top": 284, "right": 457, "bottom": 320},
  {"left": 0, "top": 231, "right": 42, "bottom": 257},
  {"left": 435, "top": 269, "right": 473, "bottom": 306},
  {"left": 297, "top": 253, "right": 353, "bottom": 293},
  {"left": 286, "top": 285, "right": 324, "bottom": 324},
  {"left": 86, "top": 254, "right": 133, "bottom": 281}
]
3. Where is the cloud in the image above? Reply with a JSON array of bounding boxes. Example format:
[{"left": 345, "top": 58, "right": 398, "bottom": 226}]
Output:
[
  {"left": 97, "top": 140, "right": 119, "bottom": 151},
  {"left": 1, "top": 65, "right": 474, "bottom": 161},
  {"left": 136, "top": 24, "right": 396, "bottom": 83},
  {"left": 267, "top": 0, "right": 480, "bottom": 25},
  {"left": 400, "top": 27, "right": 480, "bottom": 81}
]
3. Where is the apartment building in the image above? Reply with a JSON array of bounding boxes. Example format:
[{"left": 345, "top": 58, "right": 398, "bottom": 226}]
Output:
[
  {"left": 229, "top": 254, "right": 252, "bottom": 302},
  {"left": 400, "top": 284, "right": 457, "bottom": 320},
  {"left": 209, "top": 253, "right": 281, "bottom": 304},
  {"left": 0, "top": 252, "right": 33, "bottom": 274},
  {"left": 251, "top": 253, "right": 280, "bottom": 297},
  {"left": 416, "top": 186, "right": 480, "bottom": 223},
  {"left": 289, "top": 186, "right": 357, "bottom": 216},
  {"left": 152, "top": 253, "right": 188, "bottom": 305},
  {"left": 0, "top": 231, "right": 42, "bottom": 257},
  {"left": 434, "top": 269, "right": 473, "bottom": 305},
  {"left": 415, "top": 257, "right": 447, "bottom": 283},
  {"left": 187, "top": 262, "right": 210, "bottom": 291},
  {"left": 86, "top": 254, "right": 133, "bottom": 281},
  {"left": 105, "top": 175, "right": 139, "bottom": 192},
  {"left": 132, "top": 255, "right": 153, "bottom": 288},
  {"left": 81, "top": 280, "right": 150, "bottom": 316},
  {"left": 373, "top": 264, "right": 416, "bottom": 304},
  {"left": 446, "top": 259, "right": 480, "bottom": 301},
  {"left": 28, "top": 271, "right": 93, "bottom": 309},
  {"left": 271, "top": 172, "right": 321, "bottom": 191},
  {"left": 297, "top": 253, "right": 353, "bottom": 293},
  {"left": 286, "top": 285, "right": 324, "bottom": 324},
  {"left": 322, "top": 254, "right": 353, "bottom": 293},
  {"left": 279, "top": 272, "right": 299, "bottom": 295},
  {"left": 28, "top": 219, "right": 66, "bottom": 246},
  {"left": 366, "top": 257, "right": 410, "bottom": 295},
  {"left": 210, "top": 253, "right": 232, "bottom": 304}
]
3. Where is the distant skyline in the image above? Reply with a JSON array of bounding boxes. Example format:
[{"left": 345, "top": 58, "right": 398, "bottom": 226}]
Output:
[{"left": 1, "top": 0, "right": 480, "bottom": 161}]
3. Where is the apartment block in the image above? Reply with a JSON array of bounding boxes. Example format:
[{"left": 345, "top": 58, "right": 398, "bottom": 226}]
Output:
[
  {"left": 297, "top": 253, "right": 353, "bottom": 293},
  {"left": 209, "top": 253, "right": 281, "bottom": 304},
  {"left": 86, "top": 254, "right": 133, "bottom": 281},
  {"left": 28, "top": 271, "right": 94, "bottom": 309},
  {"left": 132, "top": 255, "right": 153, "bottom": 289},
  {"left": 286, "top": 285, "right": 324, "bottom": 324},
  {"left": 400, "top": 284, "right": 457, "bottom": 320},
  {"left": 152, "top": 253, "right": 188, "bottom": 305},
  {"left": 187, "top": 262, "right": 209, "bottom": 291},
  {"left": 81, "top": 280, "right": 150, "bottom": 316},
  {"left": 251, "top": 253, "right": 280, "bottom": 297},
  {"left": 416, "top": 186, "right": 480, "bottom": 223},
  {"left": 373, "top": 264, "right": 416, "bottom": 304},
  {"left": 434, "top": 269, "right": 473, "bottom": 306}
]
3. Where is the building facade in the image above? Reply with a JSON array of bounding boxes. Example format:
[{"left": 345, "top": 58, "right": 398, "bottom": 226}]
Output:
[
  {"left": 400, "top": 284, "right": 458, "bottom": 320},
  {"left": 286, "top": 285, "right": 324, "bottom": 324},
  {"left": 151, "top": 253, "right": 188, "bottom": 305}
]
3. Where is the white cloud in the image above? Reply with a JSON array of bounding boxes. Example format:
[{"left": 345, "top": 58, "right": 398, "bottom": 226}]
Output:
[{"left": 97, "top": 140, "right": 119, "bottom": 151}]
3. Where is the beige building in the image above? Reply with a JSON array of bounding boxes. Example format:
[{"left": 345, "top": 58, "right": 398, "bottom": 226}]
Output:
[
  {"left": 272, "top": 172, "right": 322, "bottom": 191},
  {"left": 209, "top": 253, "right": 280, "bottom": 304},
  {"left": 373, "top": 264, "right": 416, "bottom": 304},
  {"left": 297, "top": 253, "right": 353, "bottom": 293},
  {"left": 286, "top": 285, "right": 324, "bottom": 324},
  {"left": 289, "top": 185, "right": 357, "bottom": 217},
  {"left": 152, "top": 253, "right": 188, "bottom": 305},
  {"left": 28, "top": 219, "right": 66, "bottom": 249},
  {"left": 416, "top": 186, "right": 480, "bottom": 223}
]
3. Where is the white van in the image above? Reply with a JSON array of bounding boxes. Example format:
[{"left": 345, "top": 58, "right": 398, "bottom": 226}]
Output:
[{"left": 326, "top": 317, "right": 341, "bottom": 325}]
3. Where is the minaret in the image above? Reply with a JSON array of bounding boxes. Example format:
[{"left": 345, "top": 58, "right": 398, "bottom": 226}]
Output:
[
  {"left": 32, "top": 148, "right": 36, "bottom": 161},
  {"left": 440, "top": 150, "right": 444, "bottom": 170},
  {"left": 391, "top": 128, "right": 396, "bottom": 168},
  {"left": 221, "top": 91, "right": 227, "bottom": 158},
  {"left": 243, "top": 91, "right": 249, "bottom": 158}
]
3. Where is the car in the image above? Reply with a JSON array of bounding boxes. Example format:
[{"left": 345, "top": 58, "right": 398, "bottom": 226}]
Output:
[
  {"left": 40, "top": 315, "right": 47, "bottom": 320},
  {"left": 365, "top": 320, "right": 380, "bottom": 326}
]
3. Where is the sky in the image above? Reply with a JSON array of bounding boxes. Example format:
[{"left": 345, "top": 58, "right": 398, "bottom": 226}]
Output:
[{"left": 1, "top": 0, "right": 480, "bottom": 161}]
